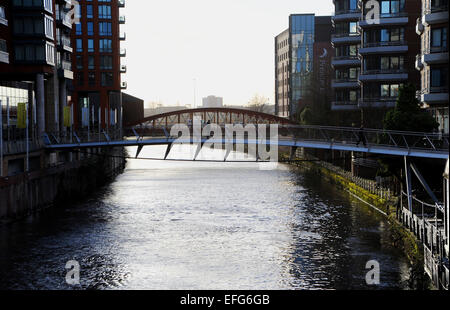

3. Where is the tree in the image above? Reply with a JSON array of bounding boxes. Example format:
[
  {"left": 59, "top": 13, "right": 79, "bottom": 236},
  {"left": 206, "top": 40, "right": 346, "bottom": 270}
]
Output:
[
  {"left": 383, "top": 84, "right": 439, "bottom": 132},
  {"left": 247, "top": 94, "right": 272, "bottom": 114}
]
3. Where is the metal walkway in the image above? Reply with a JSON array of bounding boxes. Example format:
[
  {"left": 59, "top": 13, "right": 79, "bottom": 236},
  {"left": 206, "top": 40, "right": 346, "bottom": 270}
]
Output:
[{"left": 43, "top": 125, "right": 449, "bottom": 160}]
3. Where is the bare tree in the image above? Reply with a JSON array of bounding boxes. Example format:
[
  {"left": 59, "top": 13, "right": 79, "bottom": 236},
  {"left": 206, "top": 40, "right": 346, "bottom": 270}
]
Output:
[{"left": 246, "top": 94, "right": 272, "bottom": 114}]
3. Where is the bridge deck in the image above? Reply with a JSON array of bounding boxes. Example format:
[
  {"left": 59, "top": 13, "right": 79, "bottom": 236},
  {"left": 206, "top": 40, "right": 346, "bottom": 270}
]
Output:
[{"left": 44, "top": 137, "right": 449, "bottom": 160}]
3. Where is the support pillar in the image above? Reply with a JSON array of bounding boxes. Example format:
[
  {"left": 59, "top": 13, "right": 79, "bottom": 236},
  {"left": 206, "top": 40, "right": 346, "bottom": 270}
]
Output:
[
  {"left": 59, "top": 79, "right": 67, "bottom": 134},
  {"left": 36, "top": 74, "right": 45, "bottom": 138},
  {"left": 404, "top": 156, "right": 413, "bottom": 212}
]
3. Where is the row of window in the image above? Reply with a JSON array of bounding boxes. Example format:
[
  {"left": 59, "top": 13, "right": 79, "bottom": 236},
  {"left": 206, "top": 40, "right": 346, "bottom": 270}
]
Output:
[
  {"left": 14, "top": 42, "right": 54, "bottom": 64},
  {"left": 76, "top": 72, "right": 114, "bottom": 87},
  {"left": 363, "top": 55, "right": 405, "bottom": 71},
  {"left": 13, "top": 16, "right": 54, "bottom": 39},
  {"left": 364, "top": 28, "right": 405, "bottom": 44},
  {"left": 76, "top": 55, "right": 113, "bottom": 70},
  {"left": 75, "top": 22, "right": 112, "bottom": 36},
  {"left": 75, "top": 4, "right": 112, "bottom": 20},
  {"left": 12, "top": 0, "right": 53, "bottom": 13},
  {"left": 76, "top": 38, "right": 112, "bottom": 52}
]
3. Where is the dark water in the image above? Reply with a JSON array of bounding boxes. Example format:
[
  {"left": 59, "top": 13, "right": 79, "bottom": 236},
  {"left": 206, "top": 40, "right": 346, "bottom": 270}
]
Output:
[{"left": 0, "top": 146, "right": 409, "bottom": 290}]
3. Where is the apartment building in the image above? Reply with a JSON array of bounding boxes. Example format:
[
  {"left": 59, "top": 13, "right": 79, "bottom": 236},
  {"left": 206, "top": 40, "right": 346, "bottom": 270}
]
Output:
[
  {"left": 0, "top": 0, "right": 73, "bottom": 137},
  {"left": 358, "top": 0, "right": 421, "bottom": 127},
  {"left": 416, "top": 0, "right": 448, "bottom": 134},
  {"left": 331, "top": 0, "right": 361, "bottom": 112},
  {"left": 275, "top": 14, "right": 332, "bottom": 119},
  {"left": 71, "top": 0, "right": 125, "bottom": 130}
]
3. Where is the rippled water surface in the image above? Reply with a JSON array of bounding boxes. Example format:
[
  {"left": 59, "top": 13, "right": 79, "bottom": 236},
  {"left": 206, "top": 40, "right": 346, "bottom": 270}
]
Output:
[{"left": 0, "top": 146, "right": 409, "bottom": 289}]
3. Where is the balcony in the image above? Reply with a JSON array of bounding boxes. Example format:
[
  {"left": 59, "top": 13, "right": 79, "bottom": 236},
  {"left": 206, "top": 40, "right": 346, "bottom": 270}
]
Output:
[
  {"left": 423, "top": 5, "right": 449, "bottom": 26},
  {"left": 0, "top": 39, "right": 8, "bottom": 64},
  {"left": 420, "top": 87, "right": 449, "bottom": 106},
  {"left": 358, "top": 98, "right": 396, "bottom": 109},
  {"left": 422, "top": 46, "right": 449, "bottom": 65},
  {"left": 332, "top": 9, "right": 361, "bottom": 22},
  {"left": 331, "top": 101, "right": 359, "bottom": 111},
  {"left": 332, "top": 79, "right": 360, "bottom": 89},
  {"left": 119, "top": 32, "right": 126, "bottom": 41},
  {"left": 120, "top": 48, "right": 126, "bottom": 57},
  {"left": 359, "top": 69, "right": 408, "bottom": 82},
  {"left": 359, "top": 41, "right": 408, "bottom": 55},
  {"left": 416, "top": 18, "right": 424, "bottom": 35},
  {"left": 359, "top": 12, "right": 408, "bottom": 28},
  {"left": 57, "top": 34, "right": 72, "bottom": 53},
  {"left": 331, "top": 56, "right": 360, "bottom": 67},
  {"left": 118, "top": 0, "right": 125, "bottom": 8},
  {"left": 121, "top": 81, "right": 127, "bottom": 89},
  {"left": 56, "top": 11, "right": 72, "bottom": 29},
  {"left": 58, "top": 60, "right": 73, "bottom": 80},
  {"left": 120, "top": 65, "right": 127, "bottom": 73},
  {"left": 119, "top": 15, "right": 126, "bottom": 24},
  {"left": 331, "top": 33, "right": 361, "bottom": 45},
  {"left": 0, "top": 6, "right": 7, "bottom": 26}
]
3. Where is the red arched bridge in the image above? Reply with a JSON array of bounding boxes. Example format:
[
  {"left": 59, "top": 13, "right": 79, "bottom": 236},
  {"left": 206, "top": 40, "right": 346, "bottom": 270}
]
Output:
[{"left": 42, "top": 108, "right": 449, "bottom": 160}]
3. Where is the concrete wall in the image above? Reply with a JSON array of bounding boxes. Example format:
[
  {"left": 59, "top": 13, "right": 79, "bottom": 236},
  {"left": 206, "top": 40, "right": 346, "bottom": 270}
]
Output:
[{"left": 0, "top": 147, "right": 125, "bottom": 222}]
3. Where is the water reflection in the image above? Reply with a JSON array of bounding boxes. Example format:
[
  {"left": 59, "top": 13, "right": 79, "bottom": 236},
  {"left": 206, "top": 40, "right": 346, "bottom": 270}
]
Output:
[{"left": 0, "top": 146, "right": 409, "bottom": 290}]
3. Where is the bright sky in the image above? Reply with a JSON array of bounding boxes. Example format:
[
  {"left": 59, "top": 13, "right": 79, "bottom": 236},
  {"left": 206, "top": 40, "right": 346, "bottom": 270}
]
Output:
[{"left": 121, "top": 0, "right": 333, "bottom": 107}]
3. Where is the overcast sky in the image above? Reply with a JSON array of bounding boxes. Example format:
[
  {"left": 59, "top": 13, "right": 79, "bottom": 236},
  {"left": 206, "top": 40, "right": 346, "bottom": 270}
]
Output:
[{"left": 122, "top": 1, "right": 333, "bottom": 107}]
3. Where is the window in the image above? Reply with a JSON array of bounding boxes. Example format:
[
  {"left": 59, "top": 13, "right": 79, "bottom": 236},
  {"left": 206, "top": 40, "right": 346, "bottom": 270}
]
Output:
[
  {"left": 76, "top": 39, "right": 82, "bottom": 52},
  {"left": 101, "top": 72, "right": 113, "bottom": 86},
  {"left": 88, "top": 55, "right": 95, "bottom": 69},
  {"left": 99, "top": 39, "right": 112, "bottom": 52},
  {"left": 87, "top": 5, "right": 93, "bottom": 18},
  {"left": 349, "top": 22, "right": 357, "bottom": 34},
  {"left": 76, "top": 55, "right": 83, "bottom": 69},
  {"left": 77, "top": 73, "right": 84, "bottom": 86},
  {"left": 381, "top": 84, "right": 401, "bottom": 97},
  {"left": 0, "top": 39, "right": 7, "bottom": 53},
  {"left": 88, "top": 72, "right": 95, "bottom": 86},
  {"left": 87, "top": 22, "right": 94, "bottom": 36},
  {"left": 99, "top": 22, "right": 112, "bottom": 36},
  {"left": 88, "top": 39, "right": 94, "bottom": 52},
  {"left": 75, "top": 23, "right": 82, "bottom": 35},
  {"left": 431, "top": 28, "right": 448, "bottom": 50},
  {"left": 380, "top": 0, "right": 405, "bottom": 16},
  {"left": 0, "top": 6, "right": 6, "bottom": 20},
  {"left": 100, "top": 55, "right": 112, "bottom": 69},
  {"left": 98, "top": 5, "right": 111, "bottom": 19},
  {"left": 431, "top": 67, "right": 448, "bottom": 88}
]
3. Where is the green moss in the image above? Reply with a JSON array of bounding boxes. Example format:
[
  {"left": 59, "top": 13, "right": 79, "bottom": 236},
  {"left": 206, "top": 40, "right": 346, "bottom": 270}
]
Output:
[{"left": 283, "top": 156, "right": 431, "bottom": 289}]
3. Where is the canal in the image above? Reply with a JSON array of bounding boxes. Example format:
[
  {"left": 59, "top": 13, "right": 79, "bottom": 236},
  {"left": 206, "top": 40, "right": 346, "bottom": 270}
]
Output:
[{"left": 0, "top": 146, "right": 410, "bottom": 290}]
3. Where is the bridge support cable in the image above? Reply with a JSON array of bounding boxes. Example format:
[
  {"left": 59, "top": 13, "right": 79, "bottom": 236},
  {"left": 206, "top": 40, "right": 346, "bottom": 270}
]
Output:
[{"left": 410, "top": 162, "right": 440, "bottom": 206}]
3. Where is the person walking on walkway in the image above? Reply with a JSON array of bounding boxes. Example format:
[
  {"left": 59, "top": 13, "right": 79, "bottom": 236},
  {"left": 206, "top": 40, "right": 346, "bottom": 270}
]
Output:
[{"left": 356, "top": 125, "right": 367, "bottom": 147}]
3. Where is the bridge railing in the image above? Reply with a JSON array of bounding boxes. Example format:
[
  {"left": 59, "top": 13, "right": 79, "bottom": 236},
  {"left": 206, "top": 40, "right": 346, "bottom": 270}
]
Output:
[{"left": 283, "top": 125, "right": 449, "bottom": 152}]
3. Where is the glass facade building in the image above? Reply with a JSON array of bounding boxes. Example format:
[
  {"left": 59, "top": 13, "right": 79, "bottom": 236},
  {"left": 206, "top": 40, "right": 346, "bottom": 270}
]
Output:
[{"left": 289, "top": 14, "right": 315, "bottom": 116}]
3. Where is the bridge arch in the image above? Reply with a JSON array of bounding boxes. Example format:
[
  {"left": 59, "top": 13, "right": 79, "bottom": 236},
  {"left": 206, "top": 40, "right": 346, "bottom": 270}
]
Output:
[{"left": 125, "top": 108, "right": 298, "bottom": 127}]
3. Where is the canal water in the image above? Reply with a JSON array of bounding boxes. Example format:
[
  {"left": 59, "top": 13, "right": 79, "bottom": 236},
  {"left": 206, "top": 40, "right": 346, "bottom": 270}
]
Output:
[{"left": 0, "top": 146, "right": 410, "bottom": 290}]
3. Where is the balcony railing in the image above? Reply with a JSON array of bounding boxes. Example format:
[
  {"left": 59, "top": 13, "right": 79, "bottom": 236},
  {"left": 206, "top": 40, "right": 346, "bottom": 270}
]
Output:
[
  {"left": 424, "top": 45, "right": 449, "bottom": 54},
  {"left": 362, "top": 40, "right": 407, "bottom": 48},
  {"left": 332, "top": 32, "right": 360, "bottom": 39},
  {"left": 334, "top": 9, "right": 361, "bottom": 15},
  {"left": 424, "top": 4, "right": 449, "bottom": 14},
  {"left": 58, "top": 60, "right": 72, "bottom": 71},
  {"left": 57, "top": 34, "right": 72, "bottom": 48},
  {"left": 361, "top": 69, "right": 407, "bottom": 75},
  {"left": 118, "top": 0, "right": 125, "bottom": 8}
]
